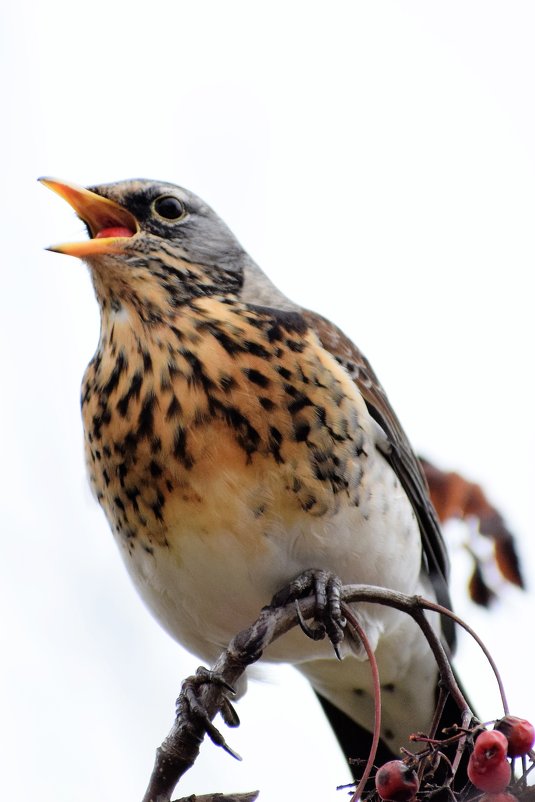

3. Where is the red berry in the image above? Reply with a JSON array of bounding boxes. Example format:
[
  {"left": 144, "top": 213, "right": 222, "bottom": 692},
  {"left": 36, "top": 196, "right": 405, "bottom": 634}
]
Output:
[
  {"left": 480, "top": 794, "right": 518, "bottom": 802},
  {"left": 375, "top": 760, "right": 419, "bottom": 801},
  {"left": 495, "top": 715, "right": 535, "bottom": 758},
  {"left": 473, "top": 730, "right": 509, "bottom": 764},
  {"left": 468, "top": 752, "right": 511, "bottom": 793}
]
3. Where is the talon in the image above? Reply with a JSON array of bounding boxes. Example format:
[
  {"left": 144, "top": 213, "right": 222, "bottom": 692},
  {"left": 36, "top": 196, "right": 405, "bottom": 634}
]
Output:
[
  {"left": 274, "top": 570, "right": 347, "bottom": 654},
  {"left": 176, "top": 667, "right": 241, "bottom": 759},
  {"left": 195, "top": 666, "right": 237, "bottom": 696},
  {"left": 295, "top": 599, "right": 326, "bottom": 641},
  {"left": 221, "top": 696, "right": 240, "bottom": 728},
  {"left": 204, "top": 718, "right": 243, "bottom": 761}
]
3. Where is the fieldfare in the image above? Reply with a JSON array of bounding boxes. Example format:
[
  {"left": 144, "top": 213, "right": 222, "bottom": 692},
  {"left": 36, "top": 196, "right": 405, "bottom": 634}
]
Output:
[{"left": 41, "top": 177, "right": 467, "bottom": 772}]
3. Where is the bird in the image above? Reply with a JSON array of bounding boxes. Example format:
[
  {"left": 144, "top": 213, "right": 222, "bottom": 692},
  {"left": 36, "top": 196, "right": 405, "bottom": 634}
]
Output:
[{"left": 40, "top": 176, "right": 465, "bottom": 776}]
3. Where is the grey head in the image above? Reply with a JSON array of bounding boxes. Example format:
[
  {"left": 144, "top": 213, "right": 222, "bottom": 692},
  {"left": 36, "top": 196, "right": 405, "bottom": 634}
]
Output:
[{"left": 84, "top": 178, "right": 298, "bottom": 311}]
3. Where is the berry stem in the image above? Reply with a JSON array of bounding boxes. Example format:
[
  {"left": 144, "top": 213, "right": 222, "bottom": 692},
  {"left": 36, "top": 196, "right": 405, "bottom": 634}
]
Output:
[{"left": 415, "top": 596, "right": 509, "bottom": 716}]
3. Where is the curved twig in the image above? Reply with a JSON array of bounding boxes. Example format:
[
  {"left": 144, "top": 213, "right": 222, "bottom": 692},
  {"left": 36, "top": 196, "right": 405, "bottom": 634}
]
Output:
[
  {"left": 414, "top": 596, "right": 509, "bottom": 715},
  {"left": 341, "top": 603, "right": 382, "bottom": 802}
]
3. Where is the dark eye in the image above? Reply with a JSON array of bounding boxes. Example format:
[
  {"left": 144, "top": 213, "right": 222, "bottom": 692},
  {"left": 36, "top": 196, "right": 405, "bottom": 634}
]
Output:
[{"left": 153, "top": 195, "right": 185, "bottom": 220}]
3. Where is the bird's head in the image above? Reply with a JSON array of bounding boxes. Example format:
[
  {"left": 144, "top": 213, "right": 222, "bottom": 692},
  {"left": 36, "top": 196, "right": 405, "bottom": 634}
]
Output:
[{"left": 40, "top": 177, "right": 249, "bottom": 317}]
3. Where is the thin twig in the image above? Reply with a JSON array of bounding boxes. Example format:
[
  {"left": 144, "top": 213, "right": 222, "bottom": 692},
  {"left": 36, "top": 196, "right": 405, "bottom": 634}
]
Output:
[
  {"left": 415, "top": 596, "right": 509, "bottom": 715},
  {"left": 341, "top": 603, "right": 382, "bottom": 802}
]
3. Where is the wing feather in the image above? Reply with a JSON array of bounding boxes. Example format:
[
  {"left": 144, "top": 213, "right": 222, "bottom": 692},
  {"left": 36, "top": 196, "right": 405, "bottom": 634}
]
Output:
[{"left": 302, "top": 309, "right": 455, "bottom": 648}]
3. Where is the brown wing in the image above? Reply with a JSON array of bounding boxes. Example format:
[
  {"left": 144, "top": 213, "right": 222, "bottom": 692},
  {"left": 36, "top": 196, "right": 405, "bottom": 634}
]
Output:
[{"left": 303, "top": 309, "right": 455, "bottom": 648}]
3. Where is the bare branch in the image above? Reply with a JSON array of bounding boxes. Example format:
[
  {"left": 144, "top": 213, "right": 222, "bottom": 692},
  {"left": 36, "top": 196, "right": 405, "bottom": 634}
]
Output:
[{"left": 142, "top": 582, "right": 504, "bottom": 802}]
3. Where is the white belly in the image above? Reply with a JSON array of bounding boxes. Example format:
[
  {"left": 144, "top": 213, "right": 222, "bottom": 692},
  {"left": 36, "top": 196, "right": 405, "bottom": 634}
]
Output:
[
  {"left": 116, "top": 451, "right": 423, "bottom": 663},
  {"left": 114, "top": 448, "right": 439, "bottom": 747}
]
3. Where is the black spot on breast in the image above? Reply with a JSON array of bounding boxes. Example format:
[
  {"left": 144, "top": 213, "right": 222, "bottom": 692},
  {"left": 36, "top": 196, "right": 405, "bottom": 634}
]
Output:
[
  {"left": 293, "top": 422, "right": 311, "bottom": 442},
  {"left": 149, "top": 459, "right": 163, "bottom": 477},
  {"left": 180, "top": 348, "right": 215, "bottom": 392},
  {"left": 142, "top": 351, "right": 153, "bottom": 373},
  {"left": 211, "top": 399, "right": 260, "bottom": 458},
  {"left": 243, "top": 340, "right": 270, "bottom": 358},
  {"left": 296, "top": 365, "right": 310, "bottom": 384},
  {"left": 259, "top": 396, "right": 275, "bottom": 411},
  {"left": 286, "top": 339, "right": 305, "bottom": 353},
  {"left": 301, "top": 495, "right": 317, "bottom": 511},
  {"left": 219, "top": 375, "right": 237, "bottom": 392},
  {"left": 117, "top": 462, "right": 127, "bottom": 487},
  {"left": 173, "top": 426, "right": 194, "bottom": 469},
  {"left": 138, "top": 392, "right": 156, "bottom": 439},
  {"left": 384, "top": 728, "right": 395, "bottom": 741},
  {"left": 92, "top": 407, "right": 111, "bottom": 440},
  {"left": 288, "top": 394, "right": 313, "bottom": 415},
  {"left": 208, "top": 326, "right": 243, "bottom": 356},
  {"left": 381, "top": 683, "right": 396, "bottom": 693},
  {"left": 81, "top": 384, "right": 92, "bottom": 407},
  {"left": 276, "top": 366, "right": 292, "bottom": 381},
  {"left": 101, "top": 350, "right": 128, "bottom": 398},
  {"left": 151, "top": 491, "right": 165, "bottom": 521},
  {"left": 315, "top": 406, "right": 347, "bottom": 442},
  {"left": 243, "top": 368, "right": 270, "bottom": 388},
  {"left": 166, "top": 395, "right": 182, "bottom": 420},
  {"left": 91, "top": 353, "right": 102, "bottom": 374},
  {"left": 168, "top": 359, "right": 179, "bottom": 379},
  {"left": 117, "top": 371, "right": 143, "bottom": 417},
  {"left": 115, "top": 436, "right": 134, "bottom": 459},
  {"left": 125, "top": 486, "right": 140, "bottom": 511},
  {"left": 313, "top": 461, "right": 349, "bottom": 493},
  {"left": 283, "top": 383, "right": 299, "bottom": 398},
  {"left": 265, "top": 322, "right": 284, "bottom": 342},
  {"left": 268, "top": 426, "right": 284, "bottom": 464}
]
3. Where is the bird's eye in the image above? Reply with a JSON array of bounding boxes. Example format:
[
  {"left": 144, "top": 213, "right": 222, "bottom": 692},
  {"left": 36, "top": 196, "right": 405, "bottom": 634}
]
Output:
[{"left": 153, "top": 195, "right": 186, "bottom": 221}]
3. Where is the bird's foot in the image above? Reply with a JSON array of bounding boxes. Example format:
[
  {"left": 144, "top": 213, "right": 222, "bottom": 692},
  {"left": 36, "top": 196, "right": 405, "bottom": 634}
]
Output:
[
  {"left": 177, "top": 666, "right": 241, "bottom": 760},
  {"left": 269, "top": 568, "right": 346, "bottom": 659}
]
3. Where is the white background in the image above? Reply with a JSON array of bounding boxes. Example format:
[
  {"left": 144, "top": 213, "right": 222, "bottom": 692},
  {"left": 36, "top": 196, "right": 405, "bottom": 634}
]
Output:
[{"left": 1, "top": 3, "right": 534, "bottom": 800}]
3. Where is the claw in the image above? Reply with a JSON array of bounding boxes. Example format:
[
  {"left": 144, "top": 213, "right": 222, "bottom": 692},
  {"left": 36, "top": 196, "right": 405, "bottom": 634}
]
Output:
[
  {"left": 221, "top": 696, "right": 240, "bottom": 728},
  {"left": 273, "top": 569, "right": 347, "bottom": 657},
  {"left": 195, "top": 666, "right": 237, "bottom": 696},
  {"left": 295, "top": 599, "right": 326, "bottom": 640},
  {"left": 204, "top": 718, "right": 243, "bottom": 761},
  {"left": 177, "top": 667, "right": 241, "bottom": 760}
]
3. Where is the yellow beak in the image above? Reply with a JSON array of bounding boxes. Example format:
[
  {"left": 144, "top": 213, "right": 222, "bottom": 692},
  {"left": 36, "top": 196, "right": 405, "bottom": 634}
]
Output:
[{"left": 39, "top": 177, "right": 139, "bottom": 256}]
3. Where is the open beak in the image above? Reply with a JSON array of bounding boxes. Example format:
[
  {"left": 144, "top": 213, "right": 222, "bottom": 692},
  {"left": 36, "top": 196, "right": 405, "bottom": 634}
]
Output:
[{"left": 39, "top": 177, "right": 139, "bottom": 257}]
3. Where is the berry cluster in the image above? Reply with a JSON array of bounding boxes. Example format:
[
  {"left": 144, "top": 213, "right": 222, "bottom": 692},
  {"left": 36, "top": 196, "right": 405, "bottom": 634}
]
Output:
[{"left": 373, "top": 716, "right": 534, "bottom": 802}]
